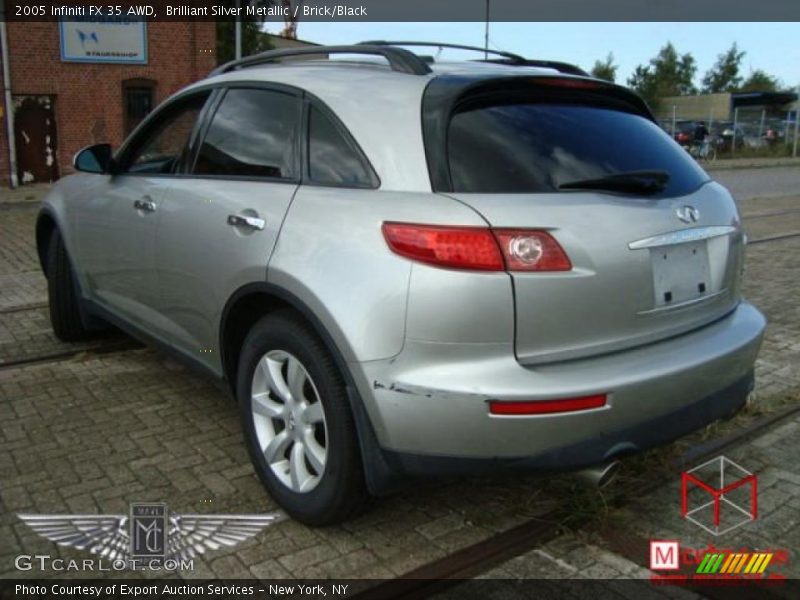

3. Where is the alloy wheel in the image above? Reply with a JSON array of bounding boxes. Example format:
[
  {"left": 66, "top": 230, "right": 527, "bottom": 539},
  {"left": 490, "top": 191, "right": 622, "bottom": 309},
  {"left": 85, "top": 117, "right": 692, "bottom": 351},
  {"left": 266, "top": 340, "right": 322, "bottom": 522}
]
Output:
[{"left": 250, "top": 350, "right": 328, "bottom": 493}]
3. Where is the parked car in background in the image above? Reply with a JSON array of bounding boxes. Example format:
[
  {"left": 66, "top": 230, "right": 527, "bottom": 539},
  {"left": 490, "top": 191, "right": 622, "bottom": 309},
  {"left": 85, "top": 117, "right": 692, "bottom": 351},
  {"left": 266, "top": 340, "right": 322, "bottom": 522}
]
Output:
[
  {"left": 714, "top": 122, "right": 746, "bottom": 152},
  {"left": 672, "top": 120, "right": 698, "bottom": 145},
  {"left": 762, "top": 118, "right": 786, "bottom": 145}
]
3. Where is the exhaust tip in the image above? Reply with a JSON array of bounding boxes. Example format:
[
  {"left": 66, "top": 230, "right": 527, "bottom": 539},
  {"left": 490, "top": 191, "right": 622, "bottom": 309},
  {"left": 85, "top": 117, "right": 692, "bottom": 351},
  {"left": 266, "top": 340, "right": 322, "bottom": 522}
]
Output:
[{"left": 572, "top": 460, "right": 621, "bottom": 489}]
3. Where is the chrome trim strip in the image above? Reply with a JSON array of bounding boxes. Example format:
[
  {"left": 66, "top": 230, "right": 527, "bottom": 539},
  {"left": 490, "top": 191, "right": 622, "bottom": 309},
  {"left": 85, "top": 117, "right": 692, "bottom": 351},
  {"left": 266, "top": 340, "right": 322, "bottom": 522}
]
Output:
[{"left": 628, "top": 226, "right": 737, "bottom": 250}]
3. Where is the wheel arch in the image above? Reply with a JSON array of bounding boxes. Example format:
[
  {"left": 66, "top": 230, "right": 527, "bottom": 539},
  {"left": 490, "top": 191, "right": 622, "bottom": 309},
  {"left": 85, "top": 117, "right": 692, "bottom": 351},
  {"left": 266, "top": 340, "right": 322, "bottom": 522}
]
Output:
[
  {"left": 219, "top": 282, "right": 399, "bottom": 494},
  {"left": 35, "top": 208, "right": 60, "bottom": 277}
]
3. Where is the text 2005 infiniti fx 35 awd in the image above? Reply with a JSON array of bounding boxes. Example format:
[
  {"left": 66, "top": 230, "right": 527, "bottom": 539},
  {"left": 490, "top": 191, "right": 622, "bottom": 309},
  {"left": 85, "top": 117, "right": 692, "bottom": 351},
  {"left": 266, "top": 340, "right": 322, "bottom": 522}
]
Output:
[{"left": 36, "top": 43, "right": 765, "bottom": 524}]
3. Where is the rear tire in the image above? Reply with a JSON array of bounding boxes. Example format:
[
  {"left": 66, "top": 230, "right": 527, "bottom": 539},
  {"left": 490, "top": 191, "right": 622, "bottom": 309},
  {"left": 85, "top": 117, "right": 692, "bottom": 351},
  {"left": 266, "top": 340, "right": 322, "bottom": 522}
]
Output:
[
  {"left": 237, "top": 311, "right": 367, "bottom": 525},
  {"left": 46, "top": 229, "right": 91, "bottom": 342}
]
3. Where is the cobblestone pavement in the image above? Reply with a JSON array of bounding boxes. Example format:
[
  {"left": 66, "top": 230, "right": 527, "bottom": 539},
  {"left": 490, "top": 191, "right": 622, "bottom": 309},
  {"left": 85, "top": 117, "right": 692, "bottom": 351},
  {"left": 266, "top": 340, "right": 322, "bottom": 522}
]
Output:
[{"left": 0, "top": 187, "right": 798, "bottom": 584}]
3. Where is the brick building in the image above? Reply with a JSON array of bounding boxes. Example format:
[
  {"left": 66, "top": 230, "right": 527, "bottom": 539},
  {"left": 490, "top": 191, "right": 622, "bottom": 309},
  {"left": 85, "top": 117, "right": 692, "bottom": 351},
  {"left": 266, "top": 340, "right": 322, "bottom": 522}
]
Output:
[{"left": 0, "top": 21, "right": 216, "bottom": 187}]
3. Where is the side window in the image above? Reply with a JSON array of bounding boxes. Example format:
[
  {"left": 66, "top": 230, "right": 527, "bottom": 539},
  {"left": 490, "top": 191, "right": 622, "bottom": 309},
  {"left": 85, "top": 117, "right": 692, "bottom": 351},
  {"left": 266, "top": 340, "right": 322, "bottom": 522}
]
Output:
[
  {"left": 193, "top": 88, "right": 300, "bottom": 179},
  {"left": 308, "top": 106, "right": 376, "bottom": 188},
  {"left": 122, "top": 94, "right": 209, "bottom": 174}
]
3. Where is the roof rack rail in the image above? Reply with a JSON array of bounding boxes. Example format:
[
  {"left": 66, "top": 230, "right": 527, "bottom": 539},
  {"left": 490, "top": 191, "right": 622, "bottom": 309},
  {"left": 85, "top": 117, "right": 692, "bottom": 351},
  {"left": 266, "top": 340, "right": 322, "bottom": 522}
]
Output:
[
  {"left": 358, "top": 40, "right": 589, "bottom": 78},
  {"left": 209, "top": 45, "right": 432, "bottom": 77},
  {"left": 358, "top": 40, "right": 525, "bottom": 63}
]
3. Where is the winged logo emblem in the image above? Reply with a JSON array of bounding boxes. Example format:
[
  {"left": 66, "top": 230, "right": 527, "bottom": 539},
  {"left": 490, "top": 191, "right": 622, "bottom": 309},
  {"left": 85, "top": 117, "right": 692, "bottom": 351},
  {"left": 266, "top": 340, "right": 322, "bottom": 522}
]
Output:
[{"left": 18, "top": 503, "right": 284, "bottom": 566}]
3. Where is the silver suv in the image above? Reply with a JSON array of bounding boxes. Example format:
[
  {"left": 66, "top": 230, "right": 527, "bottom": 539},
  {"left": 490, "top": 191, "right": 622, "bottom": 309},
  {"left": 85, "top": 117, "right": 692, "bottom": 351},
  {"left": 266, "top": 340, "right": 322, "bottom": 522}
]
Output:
[{"left": 37, "top": 42, "right": 766, "bottom": 525}]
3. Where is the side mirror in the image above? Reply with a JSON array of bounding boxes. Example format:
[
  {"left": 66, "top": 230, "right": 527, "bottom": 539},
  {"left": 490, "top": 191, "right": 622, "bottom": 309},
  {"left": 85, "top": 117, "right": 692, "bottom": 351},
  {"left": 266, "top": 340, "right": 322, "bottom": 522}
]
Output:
[{"left": 73, "top": 144, "right": 114, "bottom": 174}]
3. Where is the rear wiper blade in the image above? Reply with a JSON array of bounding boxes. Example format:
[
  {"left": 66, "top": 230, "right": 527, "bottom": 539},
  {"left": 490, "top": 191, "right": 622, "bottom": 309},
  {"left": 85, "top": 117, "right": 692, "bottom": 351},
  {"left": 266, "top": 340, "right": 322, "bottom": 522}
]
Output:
[{"left": 558, "top": 170, "right": 670, "bottom": 195}]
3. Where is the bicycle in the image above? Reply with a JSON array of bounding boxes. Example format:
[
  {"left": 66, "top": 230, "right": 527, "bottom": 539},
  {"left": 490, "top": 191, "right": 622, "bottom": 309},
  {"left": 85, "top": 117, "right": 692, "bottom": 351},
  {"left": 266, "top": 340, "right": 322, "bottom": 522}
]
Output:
[{"left": 686, "top": 138, "right": 717, "bottom": 164}]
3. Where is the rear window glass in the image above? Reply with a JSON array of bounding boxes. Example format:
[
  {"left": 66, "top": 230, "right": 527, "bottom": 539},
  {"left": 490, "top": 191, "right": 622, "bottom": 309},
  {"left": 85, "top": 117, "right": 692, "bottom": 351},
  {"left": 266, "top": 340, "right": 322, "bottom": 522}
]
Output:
[{"left": 447, "top": 102, "right": 708, "bottom": 196}]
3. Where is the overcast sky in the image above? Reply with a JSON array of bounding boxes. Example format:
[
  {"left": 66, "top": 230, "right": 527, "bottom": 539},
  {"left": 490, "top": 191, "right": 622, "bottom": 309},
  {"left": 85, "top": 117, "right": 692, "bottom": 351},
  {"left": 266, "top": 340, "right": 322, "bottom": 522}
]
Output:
[{"left": 270, "top": 22, "right": 800, "bottom": 89}]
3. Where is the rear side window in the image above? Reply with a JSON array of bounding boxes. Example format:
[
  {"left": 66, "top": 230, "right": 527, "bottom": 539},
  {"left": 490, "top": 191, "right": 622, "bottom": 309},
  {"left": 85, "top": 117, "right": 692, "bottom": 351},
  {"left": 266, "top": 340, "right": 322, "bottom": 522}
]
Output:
[
  {"left": 447, "top": 101, "right": 708, "bottom": 196},
  {"left": 194, "top": 88, "right": 300, "bottom": 179},
  {"left": 308, "top": 106, "right": 376, "bottom": 188}
]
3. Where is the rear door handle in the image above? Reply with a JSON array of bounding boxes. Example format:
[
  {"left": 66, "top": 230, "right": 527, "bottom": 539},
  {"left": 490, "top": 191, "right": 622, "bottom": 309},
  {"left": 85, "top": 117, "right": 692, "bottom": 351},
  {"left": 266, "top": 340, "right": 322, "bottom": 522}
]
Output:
[
  {"left": 227, "top": 214, "right": 265, "bottom": 231},
  {"left": 133, "top": 197, "right": 157, "bottom": 213}
]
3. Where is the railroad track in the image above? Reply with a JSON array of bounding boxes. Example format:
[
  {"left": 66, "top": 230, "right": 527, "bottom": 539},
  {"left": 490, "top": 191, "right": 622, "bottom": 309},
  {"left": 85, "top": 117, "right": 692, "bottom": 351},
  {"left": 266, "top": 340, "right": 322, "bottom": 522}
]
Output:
[
  {"left": 748, "top": 231, "right": 800, "bottom": 245},
  {"left": 0, "top": 301, "right": 48, "bottom": 314},
  {"left": 741, "top": 206, "right": 800, "bottom": 220},
  {"left": 0, "top": 338, "right": 141, "bottom": 370}
]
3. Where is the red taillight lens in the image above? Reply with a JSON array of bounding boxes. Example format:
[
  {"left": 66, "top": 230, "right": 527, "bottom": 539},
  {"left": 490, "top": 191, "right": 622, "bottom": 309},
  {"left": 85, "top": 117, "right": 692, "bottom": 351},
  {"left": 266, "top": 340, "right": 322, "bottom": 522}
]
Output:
[
  {"left": 382, "top": 223, "right": 572, "bottom": 272},
  {"left": 493, "top": 230, "right": 572, "bottom": 272},
  {"left": 489, "top": 394, "right": 607, "bottom": 416},
  {"left": 381, "top": 223, "right": 504, "bottom": 271}
]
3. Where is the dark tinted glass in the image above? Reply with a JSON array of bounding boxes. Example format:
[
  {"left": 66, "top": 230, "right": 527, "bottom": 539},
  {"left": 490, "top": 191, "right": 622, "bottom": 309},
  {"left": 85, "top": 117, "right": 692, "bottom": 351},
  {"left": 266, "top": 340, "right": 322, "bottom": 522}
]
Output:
[
  {"left": 124, "top": 95, "right": 208, "bottom": 174},
  {"left": 448, "top": 102, "right": 708, "bottom": 196},
  {"left": 194, "top": 89, "right": 299, "bottom": 179},
  {"left": 308, "top": 106, "right": 374, "bottom": 187}
]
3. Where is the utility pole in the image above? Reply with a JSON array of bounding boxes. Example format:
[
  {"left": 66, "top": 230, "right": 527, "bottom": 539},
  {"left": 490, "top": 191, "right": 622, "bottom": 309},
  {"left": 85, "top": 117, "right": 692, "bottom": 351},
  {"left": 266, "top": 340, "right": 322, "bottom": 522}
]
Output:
[
  {"left": 484, "top": 0, "right": 490, "bottom": 60},
  {"left": 794, "top": 85, "right": 799, "bottom": 158},
  {"left": 235, "top": 0, "right": 242, "bottom": 60},
  {"left": 0, "top": 0, "right": 18, "bottom": 188}
]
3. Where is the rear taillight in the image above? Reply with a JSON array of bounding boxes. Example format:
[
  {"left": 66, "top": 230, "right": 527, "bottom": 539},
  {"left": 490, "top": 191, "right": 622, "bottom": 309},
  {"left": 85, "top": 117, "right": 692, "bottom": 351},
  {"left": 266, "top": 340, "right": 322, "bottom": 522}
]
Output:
[
  {"left": 494, "top": 230, "right": 572, "bottom": 271},
  {"left": 382, "top": 223, "right": 571, "bottom": 272},
  {"left": 381, "top": 223, "right": 504, "bottom": 271},
  {"left": 489, "top": 394, "right": 607, "bottom": 416}
]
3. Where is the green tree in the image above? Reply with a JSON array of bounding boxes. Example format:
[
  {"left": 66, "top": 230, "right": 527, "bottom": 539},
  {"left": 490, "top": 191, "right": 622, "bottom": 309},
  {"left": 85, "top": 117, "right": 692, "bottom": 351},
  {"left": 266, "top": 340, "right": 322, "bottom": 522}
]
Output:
[
  {"left": 590, "top": 53, "right": 618, "bottom": 83},
  {"left": 701, "top": 43, "right": 745, "bottom": 93},
  {"left": 216, "top": 1, "right": 282, "bottom": 65},
  {"left": 627, "top": 42, "right": 698, "bottom": 109},
  {"left": 217, "top": 20, "right": 274, "bottom": 65},
  {"left": 738, "top": 69, "right": 782, "bottom": 92}
]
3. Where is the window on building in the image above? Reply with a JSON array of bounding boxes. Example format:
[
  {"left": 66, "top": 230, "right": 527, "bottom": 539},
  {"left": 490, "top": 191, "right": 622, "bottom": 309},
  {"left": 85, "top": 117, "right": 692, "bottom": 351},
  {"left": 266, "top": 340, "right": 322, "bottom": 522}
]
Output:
[
  {"left": 308, "top": 106, "right": 376, "bottom": 188},
  {"left": 123, "top": 79, "right": 156, "bottom": 136},
  {"left": 193, "top": 88, "right": 300, "bottom": 179}
]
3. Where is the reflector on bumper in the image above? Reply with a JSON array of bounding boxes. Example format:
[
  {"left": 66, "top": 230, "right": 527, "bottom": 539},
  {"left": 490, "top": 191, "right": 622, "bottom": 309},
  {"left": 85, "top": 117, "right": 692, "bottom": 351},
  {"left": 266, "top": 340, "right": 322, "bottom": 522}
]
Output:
[{"left": 489, "top": 394, "right": 607, "bottom": 415}]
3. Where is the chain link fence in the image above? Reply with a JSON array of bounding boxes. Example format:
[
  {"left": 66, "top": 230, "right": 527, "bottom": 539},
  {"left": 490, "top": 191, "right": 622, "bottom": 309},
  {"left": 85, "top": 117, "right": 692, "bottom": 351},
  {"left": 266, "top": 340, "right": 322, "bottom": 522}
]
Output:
[{"left": 655, "top": 105, "right": 799, "bottom": 160}]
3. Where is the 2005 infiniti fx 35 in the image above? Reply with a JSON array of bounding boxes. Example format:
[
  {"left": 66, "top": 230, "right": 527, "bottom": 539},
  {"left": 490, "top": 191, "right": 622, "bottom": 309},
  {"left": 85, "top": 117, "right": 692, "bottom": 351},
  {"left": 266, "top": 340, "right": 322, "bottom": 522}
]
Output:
[{"left": 37, "top": 42, "right": 765, "bottom": 525}]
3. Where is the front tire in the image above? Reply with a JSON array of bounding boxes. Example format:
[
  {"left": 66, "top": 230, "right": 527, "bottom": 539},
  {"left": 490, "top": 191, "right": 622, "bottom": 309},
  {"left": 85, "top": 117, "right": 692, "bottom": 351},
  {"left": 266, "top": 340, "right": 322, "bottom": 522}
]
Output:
[
  {"left": 237, "top": 311, "right": 367, "bottom": 525},
  {"left": 46, "top": 229, "right": 91, "bottom": 342}
]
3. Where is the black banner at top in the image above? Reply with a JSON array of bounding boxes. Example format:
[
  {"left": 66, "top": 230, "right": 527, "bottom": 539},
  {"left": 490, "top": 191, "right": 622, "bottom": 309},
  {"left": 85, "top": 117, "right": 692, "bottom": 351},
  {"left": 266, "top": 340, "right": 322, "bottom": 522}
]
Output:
[{"left": 4, "top": 0, "right": 800, "bottom": 22}]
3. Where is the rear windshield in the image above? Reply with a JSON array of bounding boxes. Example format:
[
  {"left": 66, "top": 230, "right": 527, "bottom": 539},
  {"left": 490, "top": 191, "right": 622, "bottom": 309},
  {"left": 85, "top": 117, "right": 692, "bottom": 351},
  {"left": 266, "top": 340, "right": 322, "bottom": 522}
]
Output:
[{"left": 447, "top": 101, "right": 709, "bottom": 196}]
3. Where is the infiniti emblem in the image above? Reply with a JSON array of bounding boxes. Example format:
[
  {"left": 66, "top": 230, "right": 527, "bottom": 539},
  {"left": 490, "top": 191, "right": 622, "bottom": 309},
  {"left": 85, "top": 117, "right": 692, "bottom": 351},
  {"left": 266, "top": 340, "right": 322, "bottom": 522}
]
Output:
[{"left": 676, "top": 205, "right": 700, "bottom": 224}]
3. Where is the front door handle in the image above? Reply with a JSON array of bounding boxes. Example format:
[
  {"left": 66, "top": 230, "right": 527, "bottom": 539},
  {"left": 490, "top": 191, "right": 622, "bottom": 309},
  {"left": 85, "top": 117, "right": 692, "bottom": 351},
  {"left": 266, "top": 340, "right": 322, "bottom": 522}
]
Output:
[
  {"left": 227, "top": 214, "right": 265, "bottom": 231},
  {"left": 133, "top": 197, "right": 157, "bottom": 213}
]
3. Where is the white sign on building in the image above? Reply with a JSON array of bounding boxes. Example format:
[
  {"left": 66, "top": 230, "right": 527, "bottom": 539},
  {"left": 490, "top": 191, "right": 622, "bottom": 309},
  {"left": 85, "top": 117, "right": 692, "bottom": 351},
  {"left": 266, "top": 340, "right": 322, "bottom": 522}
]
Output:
[{"left": 59, "top": 19, "right": 147, "bottom": 64}]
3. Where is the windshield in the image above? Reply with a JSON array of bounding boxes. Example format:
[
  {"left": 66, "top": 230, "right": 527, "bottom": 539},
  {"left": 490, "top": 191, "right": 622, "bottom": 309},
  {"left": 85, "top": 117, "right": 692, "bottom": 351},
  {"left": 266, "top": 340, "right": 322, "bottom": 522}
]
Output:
[{"left": 447, "top": 101, "right": 709, "bottom": 196}]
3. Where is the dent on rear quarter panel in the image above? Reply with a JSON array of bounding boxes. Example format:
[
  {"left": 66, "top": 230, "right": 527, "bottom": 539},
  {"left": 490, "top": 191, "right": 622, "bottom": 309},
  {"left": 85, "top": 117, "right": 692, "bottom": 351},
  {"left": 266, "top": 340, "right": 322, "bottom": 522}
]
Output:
[{"left": 267, "top": 187, "right": 490, "bottom": 362}]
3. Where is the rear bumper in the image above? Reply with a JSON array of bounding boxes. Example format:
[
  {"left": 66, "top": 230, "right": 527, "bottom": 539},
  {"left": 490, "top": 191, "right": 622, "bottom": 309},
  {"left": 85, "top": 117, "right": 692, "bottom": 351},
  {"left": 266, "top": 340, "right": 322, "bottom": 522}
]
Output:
[
  {"left": 381, "top": 371, "right": 753, "bottom": 476},
  {"left": 352, "top": 301, "right": 765, "bottom": 469}
]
